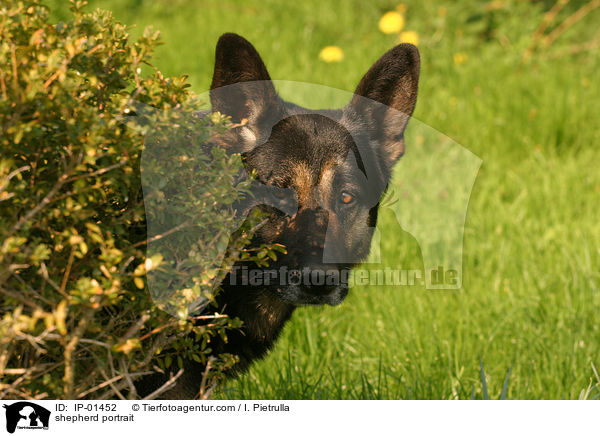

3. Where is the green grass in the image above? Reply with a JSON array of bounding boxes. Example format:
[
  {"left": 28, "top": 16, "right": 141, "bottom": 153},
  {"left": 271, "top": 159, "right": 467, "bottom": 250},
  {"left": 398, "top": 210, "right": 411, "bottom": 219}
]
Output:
[{"left": 49, "top": 0, "right": 600, "bottom": 399}]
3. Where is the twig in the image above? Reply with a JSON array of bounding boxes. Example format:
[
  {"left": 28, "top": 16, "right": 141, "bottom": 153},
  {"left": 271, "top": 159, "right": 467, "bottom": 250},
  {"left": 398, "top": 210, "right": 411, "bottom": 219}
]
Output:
[
  {"left": 9, "top": 158, "right": 78, "bottom": 235},
  {"left": 138, "top": 319, "right": 180, "bottom": 341},
  {"left": 0, "top": 165, "right": 30, "bottom": 196},
  {"left": 13, "top": 333, "right": 48, "bottom": 354},
  {"left": 0, "top": 286, "right": 43, "bottom": 311},
  {"left": 59, "top": 248, "right": 75, "bottom": 295},
  {"left": 8, "top": 270, "right": 53, "bottom": 305},
  {"left": 44, "top": 333, "right": 110, "bottom": 348},
  {"left": 118, "top": 359, "right": 138, "bottom": 399},
  {"left": 64, "top": 159, "right": 129, "bottom": 183},
  {"left": 0, "top": 385, "right": 37, "bottom": 400},
  {"left": 11, "top": 44, "right": 18, "bottom": 89},
  {"left": 525, "top": 0, "right": 570, "bottom": 56},
  {"left": 190, "top": 313, "right": 229, "bottom": 321},
  {"left": 95, "top": 330, "right": 172, "bottom": 400},
  {"left": 97, "top": 367, "right": 126, "bottom": 400},
  {"left": 95, "top": 380, "right": 133, "bottom": 400},
  {"left": 131, "top": 220, "right": 191, "bottom": 248},
  {"left": 76, "top": 371, "right": 153, "bottom": 399},
  {"left": 119, "top": 256, "right": 136, "bottom": 275},
  {"left": 107, "top": 349, "right": 118, "bottom": 379},
  {"left": 137, "top": 331, "right": 172, "bottom": 368},
  {"left": 196, "top": 356, "right": 217, "bottom": 400},
  {"left": 543, "top": 0, "right": 600, "bottom": 46},
  {"left": 80, "top": 372, "right": 153, "bottom": 399},
  {"left": 123, "top": 313, "right": 151, "bottom": 340},
  {"left": 5, "top": 366, "right": 42, "bottom": 393},
  {"left": 1, "top": 368, "right": 27, "bottom": 375},
  {"left": 63, "top": 309, "right": 95, "bottom": 399},
  {"left": 142, "top": 368, "right": 184, "bottom": 400},
  {"left": 0, "top": 362, "right": 63, "bottom": 400},
  {"left": 39, "top": 262, "right": 69, "bottom": 298},
  {"left": 0, "top": 363, "right": 57, "bottom": 380}
]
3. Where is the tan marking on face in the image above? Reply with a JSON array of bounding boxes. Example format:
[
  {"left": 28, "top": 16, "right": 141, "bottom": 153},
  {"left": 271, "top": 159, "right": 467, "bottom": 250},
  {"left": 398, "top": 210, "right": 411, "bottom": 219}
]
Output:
[
  {"left": 317, "top": 159, "right": 341, "bottom": 207},
  {"left": 292, "top": 162, "right": 316, "bottom": 208},
  {"left": 239, "top": 126, "right": 257, "bottom": 146}
]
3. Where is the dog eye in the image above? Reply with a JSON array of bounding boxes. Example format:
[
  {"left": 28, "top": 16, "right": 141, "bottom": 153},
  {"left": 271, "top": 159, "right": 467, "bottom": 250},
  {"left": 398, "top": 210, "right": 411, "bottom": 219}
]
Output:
[{"left": 340, "top": 192, "right": 354, "bottom": 205}]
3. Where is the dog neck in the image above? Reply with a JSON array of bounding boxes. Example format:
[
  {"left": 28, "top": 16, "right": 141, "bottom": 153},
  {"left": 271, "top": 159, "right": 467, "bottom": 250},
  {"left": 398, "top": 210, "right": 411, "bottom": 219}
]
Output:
[{"left": 216, "top": 284, "right": 296, "bottom": 349}]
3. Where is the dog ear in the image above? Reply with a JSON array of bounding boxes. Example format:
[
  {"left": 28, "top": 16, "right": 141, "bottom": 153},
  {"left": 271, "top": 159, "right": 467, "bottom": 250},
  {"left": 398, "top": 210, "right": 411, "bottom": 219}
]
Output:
[
  {"left": 348, "top": 43, "right": 420, "bottom": 167},
  {"left": 210, "top": 33, "right": 284, "bottom": 150}
]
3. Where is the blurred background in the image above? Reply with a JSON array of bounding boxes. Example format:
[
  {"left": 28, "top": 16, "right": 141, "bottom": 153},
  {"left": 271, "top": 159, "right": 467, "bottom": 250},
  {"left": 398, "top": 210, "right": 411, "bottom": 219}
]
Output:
[{"left": 45, "top": 0, "right": 600, "bottom": 399}]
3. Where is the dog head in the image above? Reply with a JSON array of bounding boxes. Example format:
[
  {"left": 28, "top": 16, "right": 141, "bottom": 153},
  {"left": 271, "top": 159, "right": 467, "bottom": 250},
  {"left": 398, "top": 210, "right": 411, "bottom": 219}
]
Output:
[{"left": 211, "top": 33, "right": 419, "bottom": 306}]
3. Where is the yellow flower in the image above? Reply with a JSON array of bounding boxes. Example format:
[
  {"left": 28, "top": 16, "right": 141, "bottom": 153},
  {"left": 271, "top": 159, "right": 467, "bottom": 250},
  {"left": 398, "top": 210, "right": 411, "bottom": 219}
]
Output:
[
  {"left": 453, "top": 52, "right": 468, "bottom": 65},
  {"left": 319, "top": 46, "right": 344, "bottom": 63},
  {"left": 396, "top": 3, "right": 407, "bottom": 14},
  {"left": 379, "top": 11, "right": 405, "bottom": 34},
  {"left": 399, "top": 30, "right": 419, "bottom": 46}
]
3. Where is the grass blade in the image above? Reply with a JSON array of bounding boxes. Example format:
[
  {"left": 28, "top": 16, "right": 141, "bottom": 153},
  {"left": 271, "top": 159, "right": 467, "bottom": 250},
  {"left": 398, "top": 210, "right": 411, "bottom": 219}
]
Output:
[
  {"left": 500, "top": 366, "right": 513, "bottom": 400},
  {"left": 479, "top": 357, "right": 489, "bottom": 400}
]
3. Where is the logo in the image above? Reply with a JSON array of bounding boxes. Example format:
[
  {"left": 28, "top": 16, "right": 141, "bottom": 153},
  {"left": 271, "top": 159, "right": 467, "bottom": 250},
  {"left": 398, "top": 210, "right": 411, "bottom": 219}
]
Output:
[{"left": 2, "top": 402, "right": 50, "bottom": 434}]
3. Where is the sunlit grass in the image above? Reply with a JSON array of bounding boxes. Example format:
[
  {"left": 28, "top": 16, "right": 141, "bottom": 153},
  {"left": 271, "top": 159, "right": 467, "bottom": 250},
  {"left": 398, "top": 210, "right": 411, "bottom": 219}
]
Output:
[{"left": 48, "top": 0, "right": 600, "bottom": 399}]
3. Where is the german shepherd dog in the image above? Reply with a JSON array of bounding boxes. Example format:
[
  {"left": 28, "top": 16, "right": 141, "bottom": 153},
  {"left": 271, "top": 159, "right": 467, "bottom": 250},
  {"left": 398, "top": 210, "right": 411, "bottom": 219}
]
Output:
[{"left": 135, "top": 33, "right": 419, "bottom": 399}]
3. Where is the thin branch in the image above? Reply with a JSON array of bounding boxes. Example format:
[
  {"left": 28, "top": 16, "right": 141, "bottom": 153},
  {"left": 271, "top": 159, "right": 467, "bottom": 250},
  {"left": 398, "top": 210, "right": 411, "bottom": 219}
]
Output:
[
  {"left": 63, "top": 309, "right": 95, "bottom": 399},
  {"left": 97, "top": 367, "right": 126, "bottom": 400},
  {"left": 59, "top": 248, "right": 75, "bottom": 295},
  {"left": 44, "top": 333, "right": 110, "bottom": 348},
  {"left": 543, "top": 0, "right": 600, "bottom": 46},
  {"left": 64, "top": 158, "right": 128, "bottom": 183},
  {"left": 13, "top": 333, "right": 48, "bottom": 354},
  {"left": 141, "top": 368, "right": 184, "bottom": 400},
  {"left": 3, "top": 366, "right": 44, "bottom": 395},
  {"left": 196, "top": 356, "right": 217, "bottom": 400},
  {"left": 0, "top": 385, "right": 38, "bottom": 400},
  {"left": 0, "top": 362, "right": 62, "bottom": 400},
  {"left": 97, "top": 331, "right": 173, "bottom": 400},
  {"left": 190, "top": 313, "right": 229, "bottom": 321},
  {"left": 525, "top": 0, "right": 570, "bottom": 56},
  {"left": 119, "top": 359, "right": 138, "bottom": 399},
  {"left": 137, "top": 319, "right": 180, "bottom": 342},
  {"left": 10, "top": 44, "right": 18, "bottom": 89},
  {"left": 0, "top": 362, "right": 57, "bottom": 379},
  {"left": 1, "top": 368, "right": 27, "bottom": 375},
  {"left": 123, "top": 313, "right": 151, "bottom": 340},
  {"left": 39, "top": 261, "right": 69, "bottom": 298},
  {"left": 136, "top": 331, "right": 171, "bottom": 368},
  {"left": 0, "top": 165, "right": 30, "bottom": 196},
  {"left": 8, "top": 269, "right": 53, "bottom": 305},
  {"left": 131, "top": 220, "right": 191, "bottom": 248},
  {"left": 9, "top": 157, "right": 79, "bottom": 235},
  {"left": 75, "top": 371, "right": 153, "bottom": 399},
  {"left": 0, "top": 286, "right": 43, "bottom": 311}
]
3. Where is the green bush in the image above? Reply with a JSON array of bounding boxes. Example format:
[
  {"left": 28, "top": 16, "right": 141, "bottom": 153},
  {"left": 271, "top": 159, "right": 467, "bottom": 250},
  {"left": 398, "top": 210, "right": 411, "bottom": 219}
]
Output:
[{"left": 0, "top": 0, "right": 263, "bottom": 399}]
